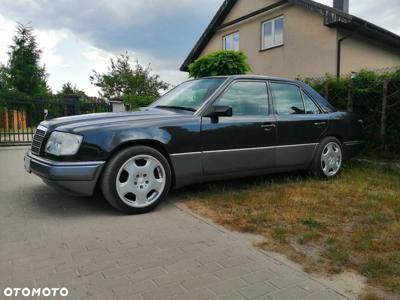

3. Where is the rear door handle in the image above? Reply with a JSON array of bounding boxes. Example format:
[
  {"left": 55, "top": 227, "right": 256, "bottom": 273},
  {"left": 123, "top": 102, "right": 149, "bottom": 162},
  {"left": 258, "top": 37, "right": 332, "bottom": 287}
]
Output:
[
  {"left": 261, "top": 123, "right": 276, "bottom": 131},
  {"left": 314, "top": 122, "right": 327, "bottom": 126}
]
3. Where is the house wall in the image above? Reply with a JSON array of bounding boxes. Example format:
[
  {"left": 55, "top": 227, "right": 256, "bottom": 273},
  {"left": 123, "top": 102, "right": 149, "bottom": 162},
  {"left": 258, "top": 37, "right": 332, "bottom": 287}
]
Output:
[
  {"left": 201, "top": 2, "right": 338, "bottom": 78},
  {"left": 340, "top": 30, "right": 400, "bottom": 74},
  {"left": 223, "top": 0, "right": 278, "bottom": 23},
  {"left": 199, "top": 0, "right": 400, "bottom": 78}
]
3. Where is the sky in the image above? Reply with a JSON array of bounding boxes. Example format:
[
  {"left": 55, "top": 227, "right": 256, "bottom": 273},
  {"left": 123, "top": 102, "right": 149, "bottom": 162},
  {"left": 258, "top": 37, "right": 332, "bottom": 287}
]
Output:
[{"left": 0, "top": 0, "right": 399, "bottom": 96}]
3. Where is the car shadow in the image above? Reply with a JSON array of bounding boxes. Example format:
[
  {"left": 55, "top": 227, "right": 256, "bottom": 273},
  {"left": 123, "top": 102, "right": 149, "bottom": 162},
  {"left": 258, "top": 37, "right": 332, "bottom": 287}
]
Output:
[
  {"left": 24, "top": 184, "right": 175, "bottom": 218},
  {"left": 23, "top": 171, "right": 309, "bottom": 218},
  {"left": 170, "top": 170, "right": 310, "bottom": 204},
  {"left": 23, "top": 185, "right": 119, "bottom": 217}
]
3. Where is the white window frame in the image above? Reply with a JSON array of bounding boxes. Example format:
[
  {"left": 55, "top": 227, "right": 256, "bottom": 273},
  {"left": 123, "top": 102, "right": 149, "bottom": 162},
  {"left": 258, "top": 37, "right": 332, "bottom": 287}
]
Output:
[
  {"left": 223, "top": 32, "right": 240, "bottom": 51},
  {"left": 261, "top": 16, "right": 284, "bottom": 50}
]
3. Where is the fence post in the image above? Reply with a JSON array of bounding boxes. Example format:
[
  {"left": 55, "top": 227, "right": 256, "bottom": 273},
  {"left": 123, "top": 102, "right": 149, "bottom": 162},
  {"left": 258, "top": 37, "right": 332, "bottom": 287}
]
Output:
[
  {"left": 324, "top": 81, "right": 329, "bottom": 100},
  {"left": 380, "top": 79, "right": 389, "bottom": 151},
  {"left": 347, "top": 76, "right": 354, "bottom": 112},
  {"left": 61, "top": 95, "right": 81, "bottom": 116}
]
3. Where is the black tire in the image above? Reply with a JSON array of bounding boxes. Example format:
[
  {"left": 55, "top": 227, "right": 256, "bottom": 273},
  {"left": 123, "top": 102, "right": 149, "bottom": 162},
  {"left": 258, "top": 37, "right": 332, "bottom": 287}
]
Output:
[
  {"left": 310, "top": 136, "right": 343, "bottom": 179},
  {"left": 101, "top": 146, "right": 172, "bottom": 214}
]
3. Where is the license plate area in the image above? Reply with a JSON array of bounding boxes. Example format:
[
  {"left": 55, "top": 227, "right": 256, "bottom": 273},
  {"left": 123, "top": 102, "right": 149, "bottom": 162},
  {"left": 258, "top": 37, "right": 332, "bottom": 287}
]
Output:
[{"left": 24, "top": 156, "right": 31, "bottom": 173}]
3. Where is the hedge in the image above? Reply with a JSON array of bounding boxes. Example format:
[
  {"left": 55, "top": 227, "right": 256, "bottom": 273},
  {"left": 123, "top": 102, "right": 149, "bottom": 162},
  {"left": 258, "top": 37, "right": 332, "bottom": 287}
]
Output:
[{"left": 303, "top": 68, "right": 400, "bottom": 159}]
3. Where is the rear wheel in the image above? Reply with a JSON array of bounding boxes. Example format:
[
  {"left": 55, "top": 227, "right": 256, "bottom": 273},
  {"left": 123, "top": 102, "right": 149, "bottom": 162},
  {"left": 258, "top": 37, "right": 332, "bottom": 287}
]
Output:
[
  {"left": 311, "top": 137, "right": 343, "bottom": 179},
  {"left": 101, "top": 146, "right": 171, "bottom": 214}
]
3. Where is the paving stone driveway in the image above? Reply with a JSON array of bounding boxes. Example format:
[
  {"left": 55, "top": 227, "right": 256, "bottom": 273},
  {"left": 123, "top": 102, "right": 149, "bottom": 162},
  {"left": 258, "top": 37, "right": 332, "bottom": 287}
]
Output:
[{"left": 0, "top": 147, "right": 347, "bottom": 300}]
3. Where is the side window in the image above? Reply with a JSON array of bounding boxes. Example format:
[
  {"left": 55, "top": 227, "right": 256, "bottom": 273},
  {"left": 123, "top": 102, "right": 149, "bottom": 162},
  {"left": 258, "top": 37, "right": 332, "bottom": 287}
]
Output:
[
  {"left": 270, "top": 83, "right": 304, "bottom": 115},
  {"left": 302, "top": 92, "right": 321, "bottom": 114},
  {"left": 216, "top": 81, "right": 269, "bottom": 116}
]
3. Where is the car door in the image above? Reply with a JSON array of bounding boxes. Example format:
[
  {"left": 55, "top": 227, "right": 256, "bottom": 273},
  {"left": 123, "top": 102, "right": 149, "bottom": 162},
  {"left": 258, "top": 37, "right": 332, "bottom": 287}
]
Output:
[
  {"left": 201, "top": 80, "right": 277, "bottom": 176},
  {"left": 269, "top": 81, "right": 328, "bottom": 168}
]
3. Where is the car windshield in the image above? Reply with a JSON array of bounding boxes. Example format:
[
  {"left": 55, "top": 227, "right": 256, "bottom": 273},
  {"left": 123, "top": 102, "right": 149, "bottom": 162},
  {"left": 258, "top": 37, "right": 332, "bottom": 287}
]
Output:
[{"left": 151, "top": 78, "right": 226, "bottom": 112}]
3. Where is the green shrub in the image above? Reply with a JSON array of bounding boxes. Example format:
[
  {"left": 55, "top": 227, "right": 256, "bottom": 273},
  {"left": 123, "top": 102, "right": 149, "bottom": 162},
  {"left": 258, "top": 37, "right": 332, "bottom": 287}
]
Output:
[
  {"left": 188, "top": 50, "right": 251, "bottom": 78},
  {"left": 304, "top": 67, "right": 400, "bottom": 159},
  {"left": 124, "top": 95, "right": 158, "bottom": 111}
]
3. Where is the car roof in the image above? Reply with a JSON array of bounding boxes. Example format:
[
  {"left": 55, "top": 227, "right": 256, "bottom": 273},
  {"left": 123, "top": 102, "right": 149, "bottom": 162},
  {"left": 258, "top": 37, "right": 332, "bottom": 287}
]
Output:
[{"left": 202, "top": 75, "right": 296, "bottom": 83}]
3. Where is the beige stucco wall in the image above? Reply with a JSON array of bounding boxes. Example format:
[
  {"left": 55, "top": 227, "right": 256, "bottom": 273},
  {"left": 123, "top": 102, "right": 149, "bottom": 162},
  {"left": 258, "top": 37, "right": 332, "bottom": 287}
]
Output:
[
  {"left": 224, "top": 0, "right": 278, "bottom": 23},
  {"left": 339, "top": 30, "right": 400, "bottom": 74},
  {"left": 199, "top": 0, "right": 400, "bottom": 78},
  {"left": 201, "top": 2, "right": 338, "bottom": 78}
]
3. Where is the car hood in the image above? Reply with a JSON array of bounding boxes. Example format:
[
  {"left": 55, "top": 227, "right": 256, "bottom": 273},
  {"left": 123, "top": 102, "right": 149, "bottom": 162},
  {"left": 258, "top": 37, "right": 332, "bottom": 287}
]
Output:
[{"left": 40, "top": 108, "right": 191, "bottom": 132}]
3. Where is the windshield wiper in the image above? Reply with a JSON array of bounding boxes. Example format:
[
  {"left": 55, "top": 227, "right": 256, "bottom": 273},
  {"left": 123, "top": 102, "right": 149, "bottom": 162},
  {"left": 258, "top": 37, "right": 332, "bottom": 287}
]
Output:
[{"left": 156, "top": 105, "right": 196, "bottom": 112}]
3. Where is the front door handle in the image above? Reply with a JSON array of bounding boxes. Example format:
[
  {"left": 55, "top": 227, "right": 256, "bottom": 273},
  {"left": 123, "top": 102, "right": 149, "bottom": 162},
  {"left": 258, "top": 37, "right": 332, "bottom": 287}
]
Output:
[
  {"left": 261, "top": 123, "right": 276, "bottom": 131},
  {"left": 314, "top": 121, "right": 327, "bottom": 127}
]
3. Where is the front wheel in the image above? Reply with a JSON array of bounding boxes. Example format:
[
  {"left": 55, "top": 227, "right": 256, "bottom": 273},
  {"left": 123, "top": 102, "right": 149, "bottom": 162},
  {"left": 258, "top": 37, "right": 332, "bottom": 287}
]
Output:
[
  {"left": 101, "top": 146, "right": 172, "bottom": 214},
  {"left": 311, "top": 137, "right": 343, "bottom": 179}
]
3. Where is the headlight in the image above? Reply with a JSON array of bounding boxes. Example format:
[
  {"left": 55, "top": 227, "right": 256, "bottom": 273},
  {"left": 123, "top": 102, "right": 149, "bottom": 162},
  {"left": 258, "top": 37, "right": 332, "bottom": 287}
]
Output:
[{"left": 45, "top": 132, "right": 83, "bottom": 156}]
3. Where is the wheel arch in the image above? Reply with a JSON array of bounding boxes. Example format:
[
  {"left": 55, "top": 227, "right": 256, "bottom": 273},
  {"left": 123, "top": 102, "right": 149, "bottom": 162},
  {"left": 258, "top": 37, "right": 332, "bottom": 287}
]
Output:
[
  {"left": 311, "top": 134, "right": 344, "bottom": 167},
  {"left": 318, "top": 133, "right": 343, "bottom": 145},
  {"left": 101, "top": 139, "right": 176, "bottom": 189}
]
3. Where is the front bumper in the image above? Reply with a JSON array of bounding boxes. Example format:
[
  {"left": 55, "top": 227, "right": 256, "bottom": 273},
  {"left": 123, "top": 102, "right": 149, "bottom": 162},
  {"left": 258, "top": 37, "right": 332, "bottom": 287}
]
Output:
[{"left": 24, "top": 151, "right": 105, "bottom": 196}]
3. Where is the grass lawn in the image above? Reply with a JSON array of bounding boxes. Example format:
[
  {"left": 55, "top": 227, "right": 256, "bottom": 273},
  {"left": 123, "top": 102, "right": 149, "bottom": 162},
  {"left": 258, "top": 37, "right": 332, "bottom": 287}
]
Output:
[{"left": 182, "top": 162, "right": 400, "bottom": 295}]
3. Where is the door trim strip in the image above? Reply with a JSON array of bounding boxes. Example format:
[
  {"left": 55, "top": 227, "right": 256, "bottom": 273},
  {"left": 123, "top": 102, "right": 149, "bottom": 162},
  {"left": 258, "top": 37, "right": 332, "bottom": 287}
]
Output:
[
  {"left": 344, "top": 140, "right": 364, "bottom": 146},
  {"left": 171, "top": 143, "right": 319, "bottom": 157}
]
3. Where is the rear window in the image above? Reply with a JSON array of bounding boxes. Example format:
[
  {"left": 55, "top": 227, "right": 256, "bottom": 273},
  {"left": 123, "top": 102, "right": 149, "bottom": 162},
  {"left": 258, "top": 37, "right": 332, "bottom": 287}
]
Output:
[{"left": 300, "top": 82, "right": 335, "bottom": 113}]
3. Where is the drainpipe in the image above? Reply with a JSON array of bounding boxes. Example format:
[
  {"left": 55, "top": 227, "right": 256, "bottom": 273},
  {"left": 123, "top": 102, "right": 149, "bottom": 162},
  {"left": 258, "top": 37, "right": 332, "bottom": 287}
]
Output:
[{"left": 336, "top": 33, "right": 353, "bottom": 79}]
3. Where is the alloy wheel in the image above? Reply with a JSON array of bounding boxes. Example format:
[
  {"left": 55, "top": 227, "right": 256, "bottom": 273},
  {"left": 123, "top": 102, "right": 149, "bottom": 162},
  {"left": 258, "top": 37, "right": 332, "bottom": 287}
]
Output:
[
  {"left": 321, "top": 142, "right": 342, "bottom": 177},
  {"left": 115, "top": 154, "right": 166, "bottom": 208}
]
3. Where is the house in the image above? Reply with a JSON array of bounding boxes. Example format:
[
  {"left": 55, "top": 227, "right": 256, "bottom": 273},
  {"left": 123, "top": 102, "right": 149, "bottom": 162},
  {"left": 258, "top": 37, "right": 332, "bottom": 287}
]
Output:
[{"left": 180, "top": 0, "right": 400, "bottom": 78}]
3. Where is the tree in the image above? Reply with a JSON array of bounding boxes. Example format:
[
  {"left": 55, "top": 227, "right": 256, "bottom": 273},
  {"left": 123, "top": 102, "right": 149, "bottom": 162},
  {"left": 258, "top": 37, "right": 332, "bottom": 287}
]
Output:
[
  {"left": 0, "top": 64, "right": 10, "bottom": 98},
  {"left": 90, "top": 53, "right": 169, "bottom": 101},
  {"left": 6, "top": 23, "right": 51, "bottom": 97},
  {"left": 188, "top": 50, "right": 251, "bottom": 78},
  {"left": 57, "top": 82, "right": 86, "bottom": 97}
]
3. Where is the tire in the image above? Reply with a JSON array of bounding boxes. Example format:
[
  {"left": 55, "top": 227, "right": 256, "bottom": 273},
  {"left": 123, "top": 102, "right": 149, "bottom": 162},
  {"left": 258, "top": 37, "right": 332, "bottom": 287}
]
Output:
[
  {"left": 101, "top": 146, "right": 172, "bottom": 214},
  {"left": 310, "top": 137, "right": 343, "bottom": 179}
]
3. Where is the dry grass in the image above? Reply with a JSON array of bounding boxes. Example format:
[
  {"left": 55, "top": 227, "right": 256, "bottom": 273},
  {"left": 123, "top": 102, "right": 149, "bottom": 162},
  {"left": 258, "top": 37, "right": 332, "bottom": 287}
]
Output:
[{"left": 181, "top": 162, "right": 400, "bottom": 294}]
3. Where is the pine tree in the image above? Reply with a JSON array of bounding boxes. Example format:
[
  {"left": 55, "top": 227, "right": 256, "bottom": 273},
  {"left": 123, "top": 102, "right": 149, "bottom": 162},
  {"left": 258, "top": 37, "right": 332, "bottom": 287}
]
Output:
[
  {"left": 57, "top": 82, "right": 86, "bottom": 97},
  {"left": 6, "top": 23, "right": 51, "bottom": 97}
]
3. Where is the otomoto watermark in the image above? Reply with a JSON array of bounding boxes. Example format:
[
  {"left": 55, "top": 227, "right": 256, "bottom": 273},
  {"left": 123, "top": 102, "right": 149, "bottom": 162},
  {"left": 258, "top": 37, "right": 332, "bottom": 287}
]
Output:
[{"left": 3, "top": 287, "right": 68, "bottom": 297}]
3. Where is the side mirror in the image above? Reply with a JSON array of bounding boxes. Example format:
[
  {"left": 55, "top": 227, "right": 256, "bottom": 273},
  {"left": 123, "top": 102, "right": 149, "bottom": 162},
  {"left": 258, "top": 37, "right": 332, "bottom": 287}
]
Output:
[{"left": 206, "top": 105, "right": 233, "bottom": 118}]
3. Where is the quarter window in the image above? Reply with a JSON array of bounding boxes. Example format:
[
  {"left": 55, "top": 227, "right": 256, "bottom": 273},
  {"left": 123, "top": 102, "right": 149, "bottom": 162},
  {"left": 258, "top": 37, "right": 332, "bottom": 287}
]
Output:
[
  {"left": 270, "top": 83, "right": 305, "bottom": 115},
  {"left": 216, "top": 81, "right": 269, "bottom": 116},
  {"left": 223, "top": 32, "right": 240, "bottom": 51},
  {"left": 302, "top": 92, "right": 321, "bottom": 114},
  {"left": 261, "top": 16, "right": 284, "bottom": 50}
]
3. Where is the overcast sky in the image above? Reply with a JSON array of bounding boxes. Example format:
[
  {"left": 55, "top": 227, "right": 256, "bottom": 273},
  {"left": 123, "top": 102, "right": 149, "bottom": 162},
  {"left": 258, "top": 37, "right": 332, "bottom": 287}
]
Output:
[{"left": 0, "top": 0, "right": 399, "bottom": 96}]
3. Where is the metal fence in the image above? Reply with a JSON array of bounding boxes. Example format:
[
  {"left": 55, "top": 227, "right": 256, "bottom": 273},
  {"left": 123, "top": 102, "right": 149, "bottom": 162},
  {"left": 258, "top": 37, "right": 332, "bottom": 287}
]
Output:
[
  {"left": 0, "top": 96, "right": 111, "bottom": 145},
  {"left": 301, "top": 66, "right": 400, "bottom": 158}
]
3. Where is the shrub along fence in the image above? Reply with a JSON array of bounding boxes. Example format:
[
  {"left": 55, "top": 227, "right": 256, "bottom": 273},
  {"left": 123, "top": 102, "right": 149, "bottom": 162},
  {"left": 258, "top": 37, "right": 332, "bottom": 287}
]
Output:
[
  {"left": 0, "top": 96, "right": 111, "bottom": 145},
  {"left": 301, "top": 67, "right": 400, "bottom": 159}
]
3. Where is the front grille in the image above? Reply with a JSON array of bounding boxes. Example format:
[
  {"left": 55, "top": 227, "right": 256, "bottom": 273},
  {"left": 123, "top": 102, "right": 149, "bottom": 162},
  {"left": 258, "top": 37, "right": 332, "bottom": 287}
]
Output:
[{"left": 31, "top": 126, "right": 48, "bottom": 156}]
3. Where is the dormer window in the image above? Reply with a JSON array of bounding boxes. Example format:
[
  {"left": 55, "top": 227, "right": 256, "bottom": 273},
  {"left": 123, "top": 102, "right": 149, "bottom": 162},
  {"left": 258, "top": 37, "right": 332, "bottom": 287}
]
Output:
[
  {"left": 223, "top": 32, "right": 240, "bottom": 51},
  {"left": 261, "top": 16, "right": 284, "bottom": 50}
]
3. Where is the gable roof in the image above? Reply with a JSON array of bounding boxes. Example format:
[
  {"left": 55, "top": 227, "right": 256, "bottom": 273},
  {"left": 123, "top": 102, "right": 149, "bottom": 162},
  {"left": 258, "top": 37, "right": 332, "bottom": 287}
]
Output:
[{"left": 180, "top": 0, "right": 400, "bottom": 71}]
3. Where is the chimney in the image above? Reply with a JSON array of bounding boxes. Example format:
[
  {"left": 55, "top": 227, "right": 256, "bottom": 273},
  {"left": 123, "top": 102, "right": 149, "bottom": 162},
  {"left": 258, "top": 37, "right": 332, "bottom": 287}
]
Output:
[{"left": 333, "top": 0, "right": 349, "bottom": 13}]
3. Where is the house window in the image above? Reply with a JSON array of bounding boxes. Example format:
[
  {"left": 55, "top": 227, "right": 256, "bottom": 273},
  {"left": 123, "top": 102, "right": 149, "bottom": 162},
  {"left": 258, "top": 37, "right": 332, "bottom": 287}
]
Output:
[
  {"left": 223, "top": 32, "right": 240, "bottom": 51},
  {"left": 261, "top": 16, "right": 284, "bottom": 50}
]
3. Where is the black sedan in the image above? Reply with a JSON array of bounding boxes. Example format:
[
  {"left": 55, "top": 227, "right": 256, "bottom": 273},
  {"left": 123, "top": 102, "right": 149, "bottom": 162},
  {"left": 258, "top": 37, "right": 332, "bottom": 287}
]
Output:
[{"left": 24, "top": 75, "right": 364, "bottom": 214}]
